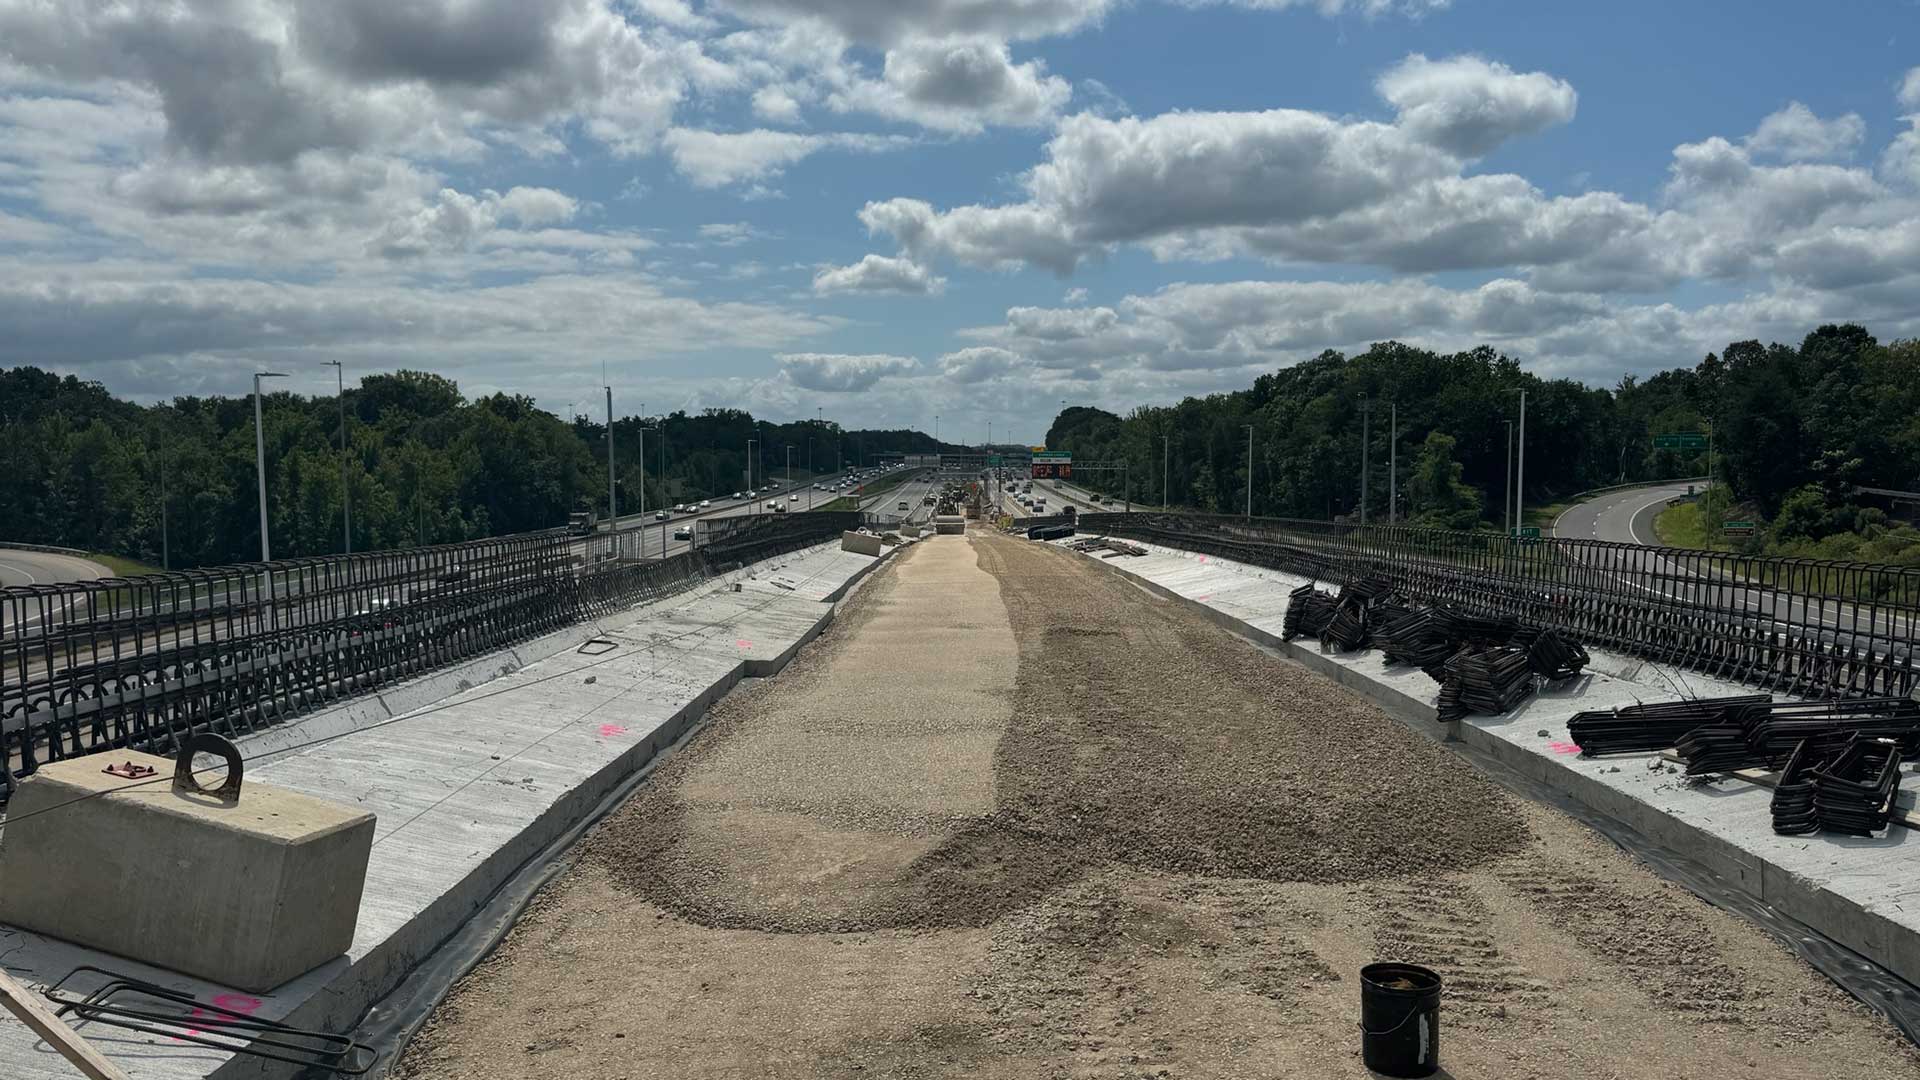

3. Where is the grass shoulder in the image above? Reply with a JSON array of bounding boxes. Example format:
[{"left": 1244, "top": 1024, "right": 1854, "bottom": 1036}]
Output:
[{"left": 91, "top": 552, "right": 164, "bottom": 577}]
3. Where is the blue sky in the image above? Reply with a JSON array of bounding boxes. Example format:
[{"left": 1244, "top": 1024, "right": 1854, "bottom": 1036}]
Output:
[{"left": 2, "top": 0, "right": 1918, "bottom": 444}]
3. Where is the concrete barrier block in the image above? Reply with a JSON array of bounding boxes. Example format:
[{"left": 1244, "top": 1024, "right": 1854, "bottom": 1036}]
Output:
[
  {"left": 841, "top": 530, "right": 884, "bottom": 556},
  {"left": 0, "top": 750, "right": 375, "bottom": 992}
]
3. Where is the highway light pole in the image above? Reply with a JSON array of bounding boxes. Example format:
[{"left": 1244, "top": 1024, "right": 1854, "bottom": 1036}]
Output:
[
  {"left": 1389, "top": 403, "right": 1398, "bottom": 525},
  {"left": 1359, "top": 394, "right": 1370, "bottom": 525},
  {"left": 605, "top": 385, "right": 617, "bottom": 527},
  {"left": 1162, "top": 434, "right": 1169, "bottom": 510},
  {"left": 747, "top": 438, "right": 757, "bottom": 512},
  {"left": 637, "top": 402, "right": 646, "bottom": 520},
  {"left": 323, "top": 360, "right": 350, "bottom": 554},
  {"left": 1515, "top": 389, "right": 1528, "bottom": 533},
  {"left": 1503, "top": 420, "right": 1514, "bottom": 535},
  {"left": 1243, "top": 423, "right": 1254, "bottom": 520},
  {"left": 252, "top": 371, "right": 288, "bottom": 563}
]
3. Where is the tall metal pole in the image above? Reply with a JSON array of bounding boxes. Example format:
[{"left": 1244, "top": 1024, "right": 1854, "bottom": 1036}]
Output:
[
  {"left": 1503, "top": 420, "right": 1514, "bottom": 535},
  {"left": 1359, "top": 394, "right": 1370, "bottom": 525},
  {"left": 638, "top": 402, "right": 646, "bottom": 520},
  {"left": 252, "top": 371, "right": 287, "bottom": 563},
  {"left": 1389, "top": 403, "right": 1398, "bottom": 525},
  {"left": 1162, "top": 434, "right": 1169, "bottom": 510},
  {"left": 605, "top": 385, "right": 617, "bottom": 526},
  {"left": 158, "top": 440, "right": 170, "bottom": 571},
  {"left": 1517, "top": 390, "right": 1528, "bottom": 532},
  {"left": 324, "top": 360, "right": 349, "bottom": 553},
  {"left": 1243, "top": 423, "right": 1253, "bottom": 520}
]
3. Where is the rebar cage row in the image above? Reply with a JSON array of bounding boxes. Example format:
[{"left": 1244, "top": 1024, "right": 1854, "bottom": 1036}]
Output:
[
  {"left": 1080, "top": 512, "right": 1920, "bottom": 703},
  {"left": 0, "top": 512, "right": 866, "bottom": 805}
]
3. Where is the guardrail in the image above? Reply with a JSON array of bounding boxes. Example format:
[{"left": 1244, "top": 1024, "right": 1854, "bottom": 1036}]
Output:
[
  {"left": 1079, "top": 512, "right": 1920, "bottom": 703},
  {"left": 1555, "top": 475, "right": 1711, "bottom": 507},
  {"left": 0, "top": 542, "right": 94, "bottom": 558},
  {"left": 0, "top": 511, "right": 862, "bottom": 805}
]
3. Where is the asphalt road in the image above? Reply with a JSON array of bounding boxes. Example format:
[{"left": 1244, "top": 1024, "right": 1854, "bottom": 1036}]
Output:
[
  {"left": 0, "top": 548, "right": 110, "bottom": 590},
  {"left": 1550, "top": 482, "right": 1915, "bottom": 643},
  {"left": 1549, "top": 482, "right": 1697, "bottom": 543}
]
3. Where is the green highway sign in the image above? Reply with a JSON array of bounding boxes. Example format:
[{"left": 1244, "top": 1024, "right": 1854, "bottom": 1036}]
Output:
[
  {"left": 1512, "top": 526, "right": 1541, "bottom": 539},
  {"left": 988, "top": 455, "right": 1003, "bottom": 466},
  {"left": 1652, "top": 432, "right": 1709, "bottom": 450},
  {"left": 1723, "top": 521, "right": 1754, "bottom": 532},
  {"left": 1033, "top": 450, "right": 1072, "bottom": 461}
]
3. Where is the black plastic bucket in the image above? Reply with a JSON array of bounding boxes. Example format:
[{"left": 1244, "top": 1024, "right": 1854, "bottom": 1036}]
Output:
[{"left": 1359, "top": 962, "right": 1441, "bottom": 1078}]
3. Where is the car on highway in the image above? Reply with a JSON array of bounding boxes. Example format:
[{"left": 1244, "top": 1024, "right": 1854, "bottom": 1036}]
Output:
[
  {"left": 733, "top": 491, "right": 743, "bottom": 499},
  {"left": 773, "top": 503, "right": 787, "bottom": 513},
  {"left": 897, "top": 500, "right": 910, "bottom": 511},
  {"left": 766, "top": 500, "right": 779, "bottom": 510},
  {"left": 699, "top": 500, "right": 711, "bottom": 509},
  {"left": 789, "top": 494, "right": 799, "bottom": 502},
  {"left": 654, "top": 510, "right": 668, "bottom": 521},
  {"left": 673, "top": 526, "right": 692, "bottom": 541}
]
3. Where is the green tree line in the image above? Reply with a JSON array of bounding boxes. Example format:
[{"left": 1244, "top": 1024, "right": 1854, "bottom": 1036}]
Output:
[
  {"left": 1046, "top": 325, "right": 1920, "bottom": 560},
  {"left": 0, "top": 367, "right": 943, "bottom": 569}
]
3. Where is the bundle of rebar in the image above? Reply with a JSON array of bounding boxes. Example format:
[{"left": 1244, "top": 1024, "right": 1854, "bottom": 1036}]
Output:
[
  {"left": 1736, "top": 698, "right": 1920, "bottom": 769},
  {"left": 1566, "top": 694, "right": 1771, "bottom": 756},
  {"left": 1808, "top": 736, "right": 1905, "bottom": 836},
  {"left": 1769, "top": 739, "right": 1821, "bottom": 835},
  {"left": 1337, "top": 575, "right": 1396, "bottom": 609},
  {"left": 1320, "top": 604, "right": 1370, "bottom": 652},
  {"left": 1430, "top": 608, "right": 1521, "bottom": 647},
  {"left": 1674, "top": 724, "right": 1762, "bottom": 774},
  {"left": 1440, "top": 646, "right": 1535, "bottom": 718},
  {"left": 1523, "top": 628, "right": 1590, "bottom": 682},
  {"left": 1282, "top": 582, "right": 1340, "bottom": 641},
  {"left": 1376, "top": 608, "right": 1457, "bottom": 677}
]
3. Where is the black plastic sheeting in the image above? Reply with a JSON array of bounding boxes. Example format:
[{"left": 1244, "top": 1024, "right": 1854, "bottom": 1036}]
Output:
[
  {"left": 1448, "top": 736, "right": 1920, "bottom": 1046},
  {"left": 344, "top": 711, "right": 712, "bottom": 1078}
]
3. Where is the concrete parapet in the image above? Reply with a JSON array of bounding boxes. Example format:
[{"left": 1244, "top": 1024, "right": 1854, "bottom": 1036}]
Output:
[
  {"left": 841, "top": 530, "right": 884, "bottom": 556},
  {"left": 0, "top": 751, "right": 374, "bottom": 992}
]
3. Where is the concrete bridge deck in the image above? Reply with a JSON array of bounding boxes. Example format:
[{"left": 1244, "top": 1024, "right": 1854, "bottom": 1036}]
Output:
[
  {"left": 390, "top": 531, "right": 1918, "bottom": 1080},
  {"left": 0, "top": 539, "right": 895, "bottom": 1080}
]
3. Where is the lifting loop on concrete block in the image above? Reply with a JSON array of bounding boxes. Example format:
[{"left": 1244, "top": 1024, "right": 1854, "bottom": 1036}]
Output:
[
  {"left": 576, "top": 637, "right": 618, "bottom": 656},
  {"left": 173, "top": 733, "right": 245, "bottom": 802}
]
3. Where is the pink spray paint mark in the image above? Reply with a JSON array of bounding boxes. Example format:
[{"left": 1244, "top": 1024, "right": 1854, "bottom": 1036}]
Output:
[
  {"left": 1546, "top": 741, "right": 1582, "bottom": 756},
  {"left": 1196, "top": 595, "right": 1213, "bottom": 603},
  {"left": 1197, "top": 555, "right": 1208, "bottom": 564},
  {"left": 599, "top": 723, "right": 629, "bottom": 738},
  {"left": 736, "top": 638, "right": 753, "bottom": 649},
  {"left": 176, "top": 993, "right": 261, "bottom": 1041}
]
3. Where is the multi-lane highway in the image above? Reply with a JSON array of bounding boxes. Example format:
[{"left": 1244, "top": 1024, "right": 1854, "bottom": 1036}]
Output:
[
  {"left": 583, "top": 466, "right": 934, "bottom": 561},
  {"left": 1549, "top": 481, "right": 1916, "bottom": 644}
]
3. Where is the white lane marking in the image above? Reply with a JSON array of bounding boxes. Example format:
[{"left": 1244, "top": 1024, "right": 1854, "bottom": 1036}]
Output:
[{"left": 0, "top": 559, "right": 40, "bottom": 584}]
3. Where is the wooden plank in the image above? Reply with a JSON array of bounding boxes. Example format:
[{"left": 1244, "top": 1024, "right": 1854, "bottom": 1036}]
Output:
[{"left": 0, "top": 968, "right": 133, "bottom": 1080}]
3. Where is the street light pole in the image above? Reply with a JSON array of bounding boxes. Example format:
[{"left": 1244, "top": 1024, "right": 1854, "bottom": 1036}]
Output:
[
  {"left": 1359, "top": 394, "right": 1370, "bottom": 525},
  {"left": 1503, "top": 419, "right": 1514, "bottom": 535},
  {"left": 605, "top": 385, "right": 617, "bottom": 527},
  {"left": 1162, "top": 434, "right": 1169, "bottom": 510},
  {"left": 323, "top": 360, "right": 350, "bottom": 554},
  {"left": 1389, "top": 403, "right": 1398, "bottom": 525},
  {"left": 1243, "top": 423, "right": 1254, "bottom": 520},
  {"left": 638, "top": 402, "right": 646, "bottom": 520},
  {"left": 252, "top": 371, "right": 288, "bottom": 563},
  {"left": 1517, "top": 389, "right": 1528, "bottom": 533}
]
